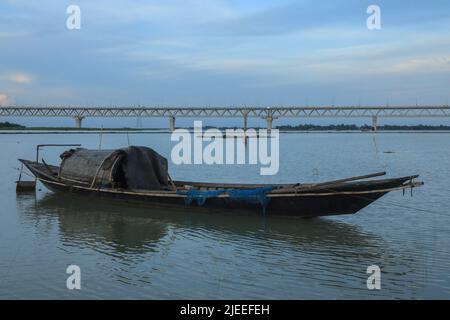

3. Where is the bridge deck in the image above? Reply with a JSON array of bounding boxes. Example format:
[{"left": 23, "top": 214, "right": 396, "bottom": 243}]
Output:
[{"left": 1, "top": 106, "right": 450, "bottom": 118}]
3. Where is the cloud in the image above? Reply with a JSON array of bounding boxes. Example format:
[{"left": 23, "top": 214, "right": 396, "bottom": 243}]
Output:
[
  {"left": 81, "top": 0, "right": 237, "bottom": 26},
  {"left": 389, "top": 57, "right": 450, "bottom": 73},
  {"left": 1, "top": 0, "right": 450, "bottom": 105},
  {"left": 0, "top": 31, "right": 29, "bottom": 38},
  {"left": 0, "top": 94, "right": 13, "bottom": 105},
  {"left": 9, "top": 72, "right": 33, "bottom": 84}
]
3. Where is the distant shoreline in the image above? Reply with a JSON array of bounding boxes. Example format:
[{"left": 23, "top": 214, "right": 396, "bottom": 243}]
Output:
[
  {"left": 2, "top": 129, "right": 450, "bottom": 135},
  {"left": 2, "top": 121, "right": 450, "bottom": 134}
]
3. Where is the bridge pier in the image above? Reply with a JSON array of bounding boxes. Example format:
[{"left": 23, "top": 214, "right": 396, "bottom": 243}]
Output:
[
  {"left": 74, "top": 116, "right": 84, "bottom": 129},
  {"left": 169, "top": 116, "right": 176, "bottom": 132},
  {"left": 243, "top": 112, "right": 249, "bottom": 144},
  {"left": 266, "top": 116, "right": 273, "bottom": 130},
  {"left": 243, "top": 112, "right": 248, "bottom": 131},
  {"left": 371, "top": 115, "right": 378, "bottom": 131}
]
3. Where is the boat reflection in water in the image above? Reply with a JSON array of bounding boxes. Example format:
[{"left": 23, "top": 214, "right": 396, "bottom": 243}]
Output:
[
  {"left": 17, "top": 193, "right": 169, "bottom": 256},
  {"left": 15, "top": 192, "right": 426, "bottom": 299},
  {"left": 18, "top": 192, "right": 378, "bottom": 251}
]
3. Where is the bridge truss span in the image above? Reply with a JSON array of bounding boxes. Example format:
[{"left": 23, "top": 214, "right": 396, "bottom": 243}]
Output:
[{"left": 1, "top": 106, "right": 450, "bottom": 130}]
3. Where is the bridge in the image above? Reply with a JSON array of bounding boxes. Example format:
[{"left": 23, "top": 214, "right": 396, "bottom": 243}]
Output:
[{"left": 1, "top": 105, "right": 450, "bottom": 131}]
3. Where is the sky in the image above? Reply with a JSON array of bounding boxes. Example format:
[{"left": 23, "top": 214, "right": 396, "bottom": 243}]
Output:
[{"left": 1, "top": 0, "right": 450, "bottom": 126}]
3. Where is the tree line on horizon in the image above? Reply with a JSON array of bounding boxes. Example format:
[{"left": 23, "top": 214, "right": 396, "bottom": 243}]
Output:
[{"left": 2, "top": 121, "right": 450, "bottom": 131}]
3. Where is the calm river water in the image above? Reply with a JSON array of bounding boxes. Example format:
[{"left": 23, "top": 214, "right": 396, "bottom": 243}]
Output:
[{"left": 0, "top": 132, "right": 449, "bottom": 299}]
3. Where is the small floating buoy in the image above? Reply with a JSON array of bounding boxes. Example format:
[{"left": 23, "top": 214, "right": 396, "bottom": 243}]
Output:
[{"left": 16, "top": 180, "right": 36, "bottom": 193}]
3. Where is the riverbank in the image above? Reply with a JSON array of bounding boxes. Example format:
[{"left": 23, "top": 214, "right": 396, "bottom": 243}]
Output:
[
  {"left": 2, "top": 122, "right": 450, "bottom": 133},
  {"left": 2, "top": 130, "right": 450, "bottom": 135}
]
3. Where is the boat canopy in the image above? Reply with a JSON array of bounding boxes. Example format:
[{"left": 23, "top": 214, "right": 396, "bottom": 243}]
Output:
[{"left": 59, "top": 146, "right": 170, "bottom": 190}]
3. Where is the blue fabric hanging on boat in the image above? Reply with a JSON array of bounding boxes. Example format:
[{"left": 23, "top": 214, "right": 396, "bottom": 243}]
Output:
[
  {"left": 226, "top": 186, "right": 276, "bottom": 214},
  {"left": 177, "top": 189, "right": 226, "bottom": 206},
  {"left": 177, "top": 186, "right": 276, "bottom": 214}
]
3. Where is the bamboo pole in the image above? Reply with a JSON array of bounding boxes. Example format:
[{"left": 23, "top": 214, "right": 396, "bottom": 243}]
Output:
[{"left": 271, "top": 171, "right": 387, "bottom": 194}]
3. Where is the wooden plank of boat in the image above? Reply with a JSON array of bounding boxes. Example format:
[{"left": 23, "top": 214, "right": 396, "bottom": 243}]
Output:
[
  {"left": 271, "top": 171, "right": 387, "bottom": 194},
  {"left": 173, "top": 172, "right": 388, "bottom": 191},
  {"left": 269, "top": 181, "right": 423, "bottom": 197},
  {"left": 173, "top": 180, "right": 295, "bottom": 189},
  {"left": 284, "top": 175, "right": 419, "bottom": 194}
]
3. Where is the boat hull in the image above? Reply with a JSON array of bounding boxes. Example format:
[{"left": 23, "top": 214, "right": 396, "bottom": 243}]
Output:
[
  {"left": 20, "top": 159, "right": 417, "bottom": 218},
  {"left": 38, "top": 178, "right": 387, "bottom": 217}
]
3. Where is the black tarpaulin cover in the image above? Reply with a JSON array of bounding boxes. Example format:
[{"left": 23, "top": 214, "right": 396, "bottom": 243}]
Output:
[{"left": 59, "top": 146, "right": 170, "bottom": 190}]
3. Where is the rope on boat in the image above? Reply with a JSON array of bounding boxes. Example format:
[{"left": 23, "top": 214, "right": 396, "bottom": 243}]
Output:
[
  {"left": 12, "top": 166, "right": 35, "bottom": 179},
  {"left": 90, "top": 155, "right": 110, "bottom": 188},
  {"left": 17, "top": 163, "right": 24, "bottom": 181}
]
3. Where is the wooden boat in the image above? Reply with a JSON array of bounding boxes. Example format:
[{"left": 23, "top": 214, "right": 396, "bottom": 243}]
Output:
[{"left": 19, "top": 146, "right": 423, "bottom": 218}]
